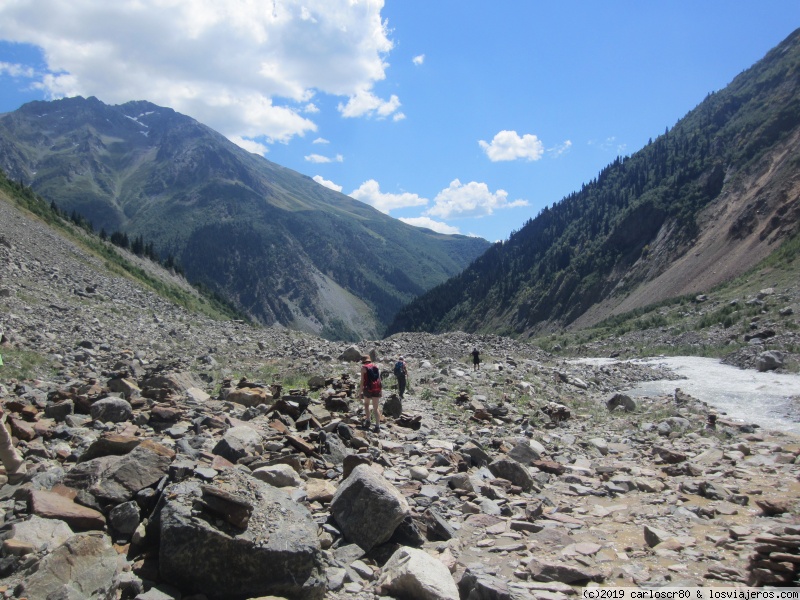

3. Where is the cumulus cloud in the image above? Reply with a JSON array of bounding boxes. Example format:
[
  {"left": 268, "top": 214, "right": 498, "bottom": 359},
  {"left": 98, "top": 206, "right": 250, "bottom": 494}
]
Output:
[
  {"left": 312, "top": 137, "right": 330, "bottom": 144},
  {"left": 350, "top": 179, "right": 428, "bottom": 214},
  {"left": 0, "top": 0, "right": 399, "bottom": 146},
  {"left": 338, "top": 89, "right": 401, "bottom": 119},
  {"left": 425, "top": 179, "right": 528, "bottom": 219},
  {"left": 313, "top": 175, "right": 342, "bottom": 192},
  {"left": 400, "top": 216, "right": 460, "bottom": 235},
  {"left": 479, "top": 130, "right": 544, "bottom": 162},
  {"left": 412, "top": 54, "right": 425, "bottom": 66},
  {"left": 305, "top": 153, "right": 343, "bottom": 163}
]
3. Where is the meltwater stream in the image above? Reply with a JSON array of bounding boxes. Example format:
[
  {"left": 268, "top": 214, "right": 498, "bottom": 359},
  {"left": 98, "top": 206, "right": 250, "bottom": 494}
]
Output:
[{"left": 575, "top": 357, "right": 800, "bottom": 436}]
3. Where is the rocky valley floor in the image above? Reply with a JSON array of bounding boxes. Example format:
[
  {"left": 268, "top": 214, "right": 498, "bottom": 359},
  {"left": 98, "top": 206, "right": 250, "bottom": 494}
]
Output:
[{"left": 0, "top": 197, "right": 799, "bottom": 599}]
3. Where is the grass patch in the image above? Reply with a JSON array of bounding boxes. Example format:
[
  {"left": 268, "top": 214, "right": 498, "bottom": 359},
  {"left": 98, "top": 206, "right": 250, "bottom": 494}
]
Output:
[{"left": 0, "top": 349, "right": 52, "bottom": 381}]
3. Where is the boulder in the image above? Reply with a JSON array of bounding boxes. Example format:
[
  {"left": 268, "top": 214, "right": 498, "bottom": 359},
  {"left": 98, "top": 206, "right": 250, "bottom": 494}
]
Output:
[
  {"left": 383, "top": 394, "right": 403, "bottom": 418},
  {"left": 458, "top": 567, "right": 515, "bottom": 600},
  {"left": 212, "top": 425, "right": 263, "bottom": 463},
  {"left": 252, "top": 464, "right": 303, "bottom": 488},
  {"left": 107, "top": 377, "right": 141, "bottom": 397},
  {"left": 527, "top": 557, "right": 603, "bottom": 584},
  {"left": 607, "top": 393, "right": 636, "bottom": 412},
  {"left": 460, "top": 441, "right": 492, "bottom": 467},
  {"left": 140, "top": 371, "right": 203, "bottom": 394},
  {"left": 508, "top": 441, "right": 542, "bottom": 464},
  {"left": 109, "top": 500, "right": 141, "bottom": 535},
  {"left": 89, "top": 439, "right": 174, "bottom": 503},
  {"left": 378, "top": 546, "right": 459, "bottom": 600},
  {"left": 338, "top": 345, "right": 363, "bottom": 362},
  {"left": 29, "top": 489, "right": 106, "bottom": 531},
  {"left": 17, "top": 532, "right": 120, "bottom": 599},
  {"left": 227, "top": 387, "right": 272, "bottom": 407},
  {"left": 487, "top": 457, "right": 534, "bottom": 492},
  {"left": 757, "top": 351, "right": 785, "bottom": 372},
  {"left": 644, "top": 525, "right": 675, "bottom": 547},
  {"left": 6, "top": 514, "right": 73, "bottom": 553},
  {"left": 330, "top": 464, "right": 410, "bottom": 552},
  {"left": 155, "top": 468, "right": 325, "bottom": 599},
  {"left": 90, "top": 396, "right": 133, "bottom": 423}
]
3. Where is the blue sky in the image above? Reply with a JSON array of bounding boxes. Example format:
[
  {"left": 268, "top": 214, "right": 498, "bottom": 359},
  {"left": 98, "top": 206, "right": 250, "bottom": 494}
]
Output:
[{"left": 0, "top": 2, "right": 798, "bottom": 242}]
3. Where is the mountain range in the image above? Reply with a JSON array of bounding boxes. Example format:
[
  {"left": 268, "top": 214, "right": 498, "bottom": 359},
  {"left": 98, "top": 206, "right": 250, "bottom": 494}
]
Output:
[
  {"left": 0, "top": 97, "right": 489, "bottom": 340},
  {"left": 2, "top": 29, "right": 799, "bottom": 344},
  {"left": 388, "top": 27, "right": 800, "bottom": 338}
]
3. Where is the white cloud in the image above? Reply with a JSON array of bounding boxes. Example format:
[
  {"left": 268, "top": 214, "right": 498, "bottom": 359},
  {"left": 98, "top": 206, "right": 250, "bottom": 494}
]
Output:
[
  {"left": 230, "top": 136, "right": 270, "bottom": 155},
  {"left": 0, "top": 0, "right": 397, "bottom": 143},
  {"left": 548, "top": 140, "right": 572, "bottom": 157},
  {"left": 0, "top": 61, "right": 35, "bottom": 78},
  {"left": 313, "top": 175, "right": 342, "bottom": 192},
  {"left": 412, "top": 54, "right": 425, "bottom": 66},
  {"left": 400, "top": 216, "right": 460, "bottom": 235},
  {"left": 425, "top": 179, "right": 528, "bottom": 219},
  {"left": 305, "top": 153, "right": 343, "bottom": 163},
  {"left": 479, "top": 130, "right": 544, "bottom": 162},
  {"left": 338, "top": 89, "right": 401, "bottom": 119},
  {"left": 312, "top": 137, "right": 330, "bottom": 144},
  {"left": 350, "top": 179, "right": 428, "bottom": 214}
]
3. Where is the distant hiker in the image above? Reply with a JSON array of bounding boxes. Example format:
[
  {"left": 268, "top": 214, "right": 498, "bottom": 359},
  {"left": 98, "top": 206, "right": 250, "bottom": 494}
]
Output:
[
  {"left": 471, "top": 347, "right": 481, "bottom": 371},
  {"left": 359, "top": 355, "right": 382, "bottom": 432},
  {"left": 393, "top": 356, "right": 408, "bottom": 399}
]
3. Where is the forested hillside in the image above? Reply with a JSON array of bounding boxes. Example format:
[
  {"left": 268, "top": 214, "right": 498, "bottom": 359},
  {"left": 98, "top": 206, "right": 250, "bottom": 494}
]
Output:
[{"left": 388, "top": 28, "right": 800, "bottom": 337}]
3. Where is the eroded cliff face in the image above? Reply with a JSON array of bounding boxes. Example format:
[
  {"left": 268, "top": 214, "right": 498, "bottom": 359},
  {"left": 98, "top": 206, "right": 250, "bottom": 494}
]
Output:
[{"left": 571, "top": 129, "right": 800, "bottom": 330}]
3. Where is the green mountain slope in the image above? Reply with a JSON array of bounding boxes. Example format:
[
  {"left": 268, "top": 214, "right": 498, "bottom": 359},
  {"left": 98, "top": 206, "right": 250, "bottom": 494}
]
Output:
[
  {"left": 0, "top": 97, "right": 489, "bottom": 339},
  {"left": 388, "top": 28, "right": 800, "bottom": 338}
]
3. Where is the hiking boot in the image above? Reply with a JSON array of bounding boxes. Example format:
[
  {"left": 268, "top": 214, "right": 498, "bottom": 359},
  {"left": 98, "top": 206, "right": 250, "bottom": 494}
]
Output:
[
  {"left": 362, "top": 419, "right": 370, "bottom": 430},
  {"left": 373, "top": 422, "right": 380, "bottom": 433}
]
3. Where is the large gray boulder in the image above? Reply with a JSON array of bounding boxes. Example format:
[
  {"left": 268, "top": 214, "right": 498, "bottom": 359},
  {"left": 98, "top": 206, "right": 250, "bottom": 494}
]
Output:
[
  {"left": 757, "top": 350, "right": 785, "bottom": 372},
  {"left": 6, "top": 514, "right": 73, "bottom": 553},
  {"left": 460, "top": 441, "right": 492, "bottom": 467},
  {"left": 378, "top": 546, "right": 459, "bottom": 600},
  {"left": 17, "top": 532, "right": 120, "bottom": 599},
  {"left": 487, "top": 457, "right": 534, "bottom": 492},
  {"left": 330, "top": 464, "right": 410, "bottom": 552},
  {"left": 155, "top": 468, "right": 325, "bottom": 599},
  {"left": 507, "top": 440, "right": 542, "bottom": 464},
  {"left": 607, "top": 393, "right": 636, "bottom": 412},
  {"left": 90, "top": 396, "right": 133, "bottom": 423},
  {"left": 89, "top": 439, "right": 174, "bottom": 503},
  {"left": 212, "top": 425, "right": 263, "bottom": 463},
  {"left": 338, "top": 345, "right": 363, "bottom": 362},
  {"left": 459, "top": 567, "right": 516, "bottom": 600}
]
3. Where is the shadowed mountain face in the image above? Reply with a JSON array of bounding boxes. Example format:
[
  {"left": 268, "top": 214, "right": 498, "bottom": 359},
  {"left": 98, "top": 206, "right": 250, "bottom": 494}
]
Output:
[
  {"left": 0, "top": 96, "right": 490, "bottom": 339},
  {"left": 387, "top": 28, "right": 800, "bottom": 338}
]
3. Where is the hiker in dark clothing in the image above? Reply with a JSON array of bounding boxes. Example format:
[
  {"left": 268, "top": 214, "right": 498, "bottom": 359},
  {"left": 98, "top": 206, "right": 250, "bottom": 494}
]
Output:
[
  {"left": 471, "top": 347, "right": 481, "bottom": 371},
  {"left": 393, "top": 356, "right": 408, "bottom": 399}
]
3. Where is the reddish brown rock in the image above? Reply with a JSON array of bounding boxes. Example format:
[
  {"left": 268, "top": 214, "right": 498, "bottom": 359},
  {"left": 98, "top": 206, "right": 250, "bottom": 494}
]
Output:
[{"left": 28, "top": 489, "right": 106, "bottom": 530}]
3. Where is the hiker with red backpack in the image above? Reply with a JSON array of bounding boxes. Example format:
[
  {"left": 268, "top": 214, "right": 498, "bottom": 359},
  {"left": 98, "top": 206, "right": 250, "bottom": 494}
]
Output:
[{"left": 359, "top": 354, "right": 382, "bottom": 432}]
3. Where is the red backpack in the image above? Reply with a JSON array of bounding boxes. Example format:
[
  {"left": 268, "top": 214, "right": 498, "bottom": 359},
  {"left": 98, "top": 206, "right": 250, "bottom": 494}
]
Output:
[{"left": 364, "top": 363, "right": 382, "bottom": 395}]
